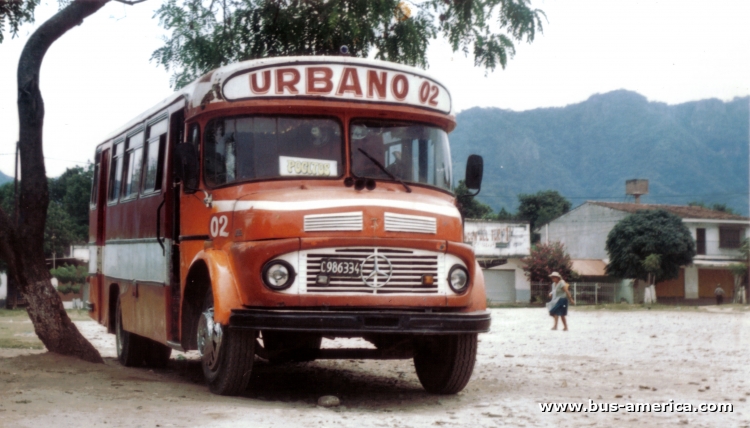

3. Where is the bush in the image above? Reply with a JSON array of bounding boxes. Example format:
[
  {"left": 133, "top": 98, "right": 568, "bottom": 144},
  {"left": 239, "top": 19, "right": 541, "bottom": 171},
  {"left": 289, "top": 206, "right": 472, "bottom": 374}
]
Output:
[
  {"left": 57, "top": 283, "right": 82, "bottom": 295},
  {"left": 50, "top": 264, "right": 87, "bottom": 285}
]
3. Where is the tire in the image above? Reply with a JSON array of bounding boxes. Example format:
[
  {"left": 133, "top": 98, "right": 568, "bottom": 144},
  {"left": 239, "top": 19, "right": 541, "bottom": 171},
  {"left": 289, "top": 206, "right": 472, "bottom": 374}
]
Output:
[
  {"left": 198, "top": 290, "right": 255, "bottom": 396},
  {"left": 143, "top": 338, "right": 172, "bottom": 368},
  {"left": 116, "top": 298, "right": 146, "bottom": 367},
  {"left": 262, "top": 331, "right": 322, "bottom": 364},
  {"left": 413, "top": 334, "right": 478, "bottom": 394}
]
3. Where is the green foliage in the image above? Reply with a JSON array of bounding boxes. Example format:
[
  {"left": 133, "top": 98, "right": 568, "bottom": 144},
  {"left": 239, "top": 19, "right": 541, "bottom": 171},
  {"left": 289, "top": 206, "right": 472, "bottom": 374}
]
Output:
[
  {"left": 517, "top": 190, "right": 570, "bottom": 241},
  {"left": 687, "top": 201, "right": 739, "bottom": 215},
  {"left": 48, "top": 165, "right": 93, "bottom": 241},
  {"left": 522, "top": 241, "right": 574, "bottom": 283},
  {"left": 0, "top": 165, "right": 92, "bottom": 259},
  {"left": 50, "top": 263, "right": 87, "bottom": 285},
  {"left": 449, "top": 92, "right": 749, "bottom": 216},
  {"left": 728, "top": 263, "right": 747, "bottom": 278},
  {"left": 152, "top": 0, "right": 545, "bottom": 88},
  {"left": 455, "top": 179, "right": 494, "bottom": 219},
  {"left": 642, "top": 253, "right": 661, "bottom": 284},
  {"left": 605, "top": 210, "right": 695, "bottom": 283},
  {"left": 0, "top": 0, "right": 40, "bottom": 44},
  {"left": 642, "top": 254, "right": 661, "bottom": 275},
  {"left": 57, "top": 283, "right": 82, "bottom": 295}
]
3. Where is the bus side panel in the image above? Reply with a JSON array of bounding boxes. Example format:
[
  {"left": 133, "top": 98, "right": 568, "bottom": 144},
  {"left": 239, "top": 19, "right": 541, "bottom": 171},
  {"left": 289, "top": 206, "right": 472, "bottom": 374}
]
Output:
[{"left": 130, "top": 283, "right": 169, "bottom": 343}]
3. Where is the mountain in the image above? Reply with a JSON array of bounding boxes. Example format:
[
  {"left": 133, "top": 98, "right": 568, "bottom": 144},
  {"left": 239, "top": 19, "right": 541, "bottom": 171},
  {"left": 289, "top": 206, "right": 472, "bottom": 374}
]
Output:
[
  {"left": 451, "top": 90, "right": 749, "bottom": 216},
  {"left": 0, "top": 170, "right": 11, "bottom": 186}
]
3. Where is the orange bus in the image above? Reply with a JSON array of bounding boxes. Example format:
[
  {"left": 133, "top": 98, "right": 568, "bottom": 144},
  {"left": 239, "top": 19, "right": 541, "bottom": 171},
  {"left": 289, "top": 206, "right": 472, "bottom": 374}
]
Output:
[{"left": 86, "top": 56, "right": 490, "bottom": 396}]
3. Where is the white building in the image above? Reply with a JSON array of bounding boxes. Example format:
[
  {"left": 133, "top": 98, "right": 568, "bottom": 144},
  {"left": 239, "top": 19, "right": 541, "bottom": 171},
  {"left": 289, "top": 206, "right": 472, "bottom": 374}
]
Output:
[
  {"left": 464, "top": 220, "right": 531, "bottom": 303},
  {"left": 541, "top": 201, "right": 749, "bottom": 302}
]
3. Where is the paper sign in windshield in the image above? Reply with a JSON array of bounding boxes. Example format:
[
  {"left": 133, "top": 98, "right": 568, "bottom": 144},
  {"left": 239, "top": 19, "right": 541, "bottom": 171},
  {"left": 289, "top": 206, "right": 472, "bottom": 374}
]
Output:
[{"left": 280, "top": 156, "right": 338, "bottom": 177}]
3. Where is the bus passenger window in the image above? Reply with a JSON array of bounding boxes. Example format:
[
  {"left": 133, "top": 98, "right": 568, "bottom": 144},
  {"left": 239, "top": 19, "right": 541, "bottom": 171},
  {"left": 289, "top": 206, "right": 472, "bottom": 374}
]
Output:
[
  {"left": 203, "top": 116, "right": 342, "bottom": 187},
  {"left": 143, "top": 119, "right": 168, "bottom": 193},
  {"left": 122, "top": 131, "right": 144, "bottom": 199},
  {"left": 108, "top": 140, "right": 124, "bottom": 202}
]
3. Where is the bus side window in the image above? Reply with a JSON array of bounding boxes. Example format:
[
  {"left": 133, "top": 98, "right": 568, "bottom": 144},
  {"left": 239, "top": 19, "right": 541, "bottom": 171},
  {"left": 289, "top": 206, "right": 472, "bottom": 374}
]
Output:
[
  {"left": 108, "top": 140, "right": 124, "bottom": 202},
  {"left": 143, "top": 119, "right": 169, "bottom": 194},
  {"left": 90, "top": 150, "right": 101, "bottom": 208},
  {"left": 122, "top": 131, "right": 145, "bottom": 199}
]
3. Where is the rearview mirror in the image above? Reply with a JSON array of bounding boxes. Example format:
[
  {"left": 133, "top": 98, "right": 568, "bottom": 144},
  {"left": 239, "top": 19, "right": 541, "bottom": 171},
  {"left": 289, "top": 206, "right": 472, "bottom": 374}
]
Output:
[
  {"left": 465, "top": 154, "right": 483, "bottom": 193},
  {"left": 174, "top": 144, "right": 199, "bottom": 194}
]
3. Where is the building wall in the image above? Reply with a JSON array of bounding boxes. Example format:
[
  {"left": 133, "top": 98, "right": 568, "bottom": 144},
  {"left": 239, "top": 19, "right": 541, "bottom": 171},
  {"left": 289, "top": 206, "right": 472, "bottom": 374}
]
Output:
[
  {"left": 686, "top": 222, "right": 750, "bottom": 260},
  {"left": 542, "top": 204, "right": 628, "bottom": 260},
  {"left": 486, "top": 258, "right": 530, "bottom": 303}
]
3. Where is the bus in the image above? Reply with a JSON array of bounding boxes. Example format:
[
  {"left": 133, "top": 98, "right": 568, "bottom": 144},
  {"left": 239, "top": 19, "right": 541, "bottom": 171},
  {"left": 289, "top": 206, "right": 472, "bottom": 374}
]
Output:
[{"left": 86, "top": 56, "right": 490, "bottom": 396}]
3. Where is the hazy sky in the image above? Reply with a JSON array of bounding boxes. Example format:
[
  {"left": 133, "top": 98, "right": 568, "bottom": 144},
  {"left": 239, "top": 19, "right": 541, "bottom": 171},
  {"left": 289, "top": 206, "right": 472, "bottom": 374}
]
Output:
[{"left": 0, "top": 0, "right": 748, "bottom": 177}]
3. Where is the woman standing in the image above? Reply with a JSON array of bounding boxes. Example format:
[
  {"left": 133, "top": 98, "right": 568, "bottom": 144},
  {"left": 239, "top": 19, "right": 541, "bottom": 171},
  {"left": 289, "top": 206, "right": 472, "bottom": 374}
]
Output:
[{"left": 547, "top": 272, "right": 575, "bottom": 330}]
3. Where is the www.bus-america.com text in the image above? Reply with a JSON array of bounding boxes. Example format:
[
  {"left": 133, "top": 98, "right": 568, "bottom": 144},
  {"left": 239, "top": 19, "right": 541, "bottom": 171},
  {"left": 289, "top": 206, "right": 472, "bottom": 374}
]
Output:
[{"left": 539, "top": 399, "right": 732, "bottom": 413}]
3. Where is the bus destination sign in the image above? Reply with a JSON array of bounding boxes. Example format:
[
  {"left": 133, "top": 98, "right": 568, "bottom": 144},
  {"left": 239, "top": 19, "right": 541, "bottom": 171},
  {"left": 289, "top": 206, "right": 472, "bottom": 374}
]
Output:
[{"left": 222, "top": 63, "right": 451, "bottom": 114}]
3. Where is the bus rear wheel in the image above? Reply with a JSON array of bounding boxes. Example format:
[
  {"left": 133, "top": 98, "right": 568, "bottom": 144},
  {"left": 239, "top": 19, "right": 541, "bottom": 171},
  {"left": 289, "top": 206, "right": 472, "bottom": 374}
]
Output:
[
  {"left": 116, "top": 298, "right": 146, "bottom": 367},
  {"left": 413, "top": 334, "right": 478, "bottom": 394},
  {"left": 197, "top": 290, "right": 255, "bottom": 396}
]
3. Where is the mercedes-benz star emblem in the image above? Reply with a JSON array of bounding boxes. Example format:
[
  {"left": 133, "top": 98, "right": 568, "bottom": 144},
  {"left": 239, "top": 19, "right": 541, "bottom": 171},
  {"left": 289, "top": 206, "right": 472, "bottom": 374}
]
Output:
[{"left": 361, "top": 254, "right": 393, "bottom": 288}]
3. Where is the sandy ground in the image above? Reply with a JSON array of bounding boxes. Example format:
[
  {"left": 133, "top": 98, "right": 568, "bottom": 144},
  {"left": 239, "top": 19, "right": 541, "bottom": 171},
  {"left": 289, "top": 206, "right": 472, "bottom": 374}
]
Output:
[{"left": 0, "top": 306, "right": 748, "bottom": 428}]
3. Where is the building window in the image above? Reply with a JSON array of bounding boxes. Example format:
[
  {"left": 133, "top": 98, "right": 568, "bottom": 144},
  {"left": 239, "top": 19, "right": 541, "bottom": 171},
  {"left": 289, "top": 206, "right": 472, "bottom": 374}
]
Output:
[
  {"left": 719, "top": 227, "right": 743, "bottom": 249},
  {"left": 696, "top": 228, "right": 706, "bottom": 255}
]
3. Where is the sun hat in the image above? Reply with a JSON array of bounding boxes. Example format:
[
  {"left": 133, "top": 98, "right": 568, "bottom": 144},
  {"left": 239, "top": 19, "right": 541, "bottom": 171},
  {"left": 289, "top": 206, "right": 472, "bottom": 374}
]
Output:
[{"left": 549, "top": 272, "right": 562, "bottom": 278}]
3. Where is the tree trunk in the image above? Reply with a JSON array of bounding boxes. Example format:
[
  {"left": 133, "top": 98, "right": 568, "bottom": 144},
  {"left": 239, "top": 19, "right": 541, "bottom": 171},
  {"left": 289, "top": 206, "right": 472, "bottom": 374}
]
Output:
[{"left": 0, "top": 0, "right": 110, "bottom": 364}]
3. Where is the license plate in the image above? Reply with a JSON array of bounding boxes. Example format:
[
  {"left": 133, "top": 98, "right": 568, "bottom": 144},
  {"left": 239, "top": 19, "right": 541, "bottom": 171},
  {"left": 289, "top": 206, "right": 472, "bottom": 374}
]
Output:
[{"left": 319, "top": 259, "right": 362, "bottom": 277}]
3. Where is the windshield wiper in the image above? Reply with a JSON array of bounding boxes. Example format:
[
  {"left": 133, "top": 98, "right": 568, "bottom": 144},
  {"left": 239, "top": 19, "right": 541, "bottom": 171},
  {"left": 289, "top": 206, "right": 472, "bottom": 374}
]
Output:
[{"left": 357, "top": 148, "right": 411, "bottom": 193}]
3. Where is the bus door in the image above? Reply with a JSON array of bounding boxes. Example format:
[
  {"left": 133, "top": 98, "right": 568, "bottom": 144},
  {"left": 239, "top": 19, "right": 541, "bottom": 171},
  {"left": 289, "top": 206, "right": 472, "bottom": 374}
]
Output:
[
  {"left": 90, "top": 148, "right": 109, "bottom": 325},
  {"left": 166, "top": 108, "right": 184, "bottom": 343}
]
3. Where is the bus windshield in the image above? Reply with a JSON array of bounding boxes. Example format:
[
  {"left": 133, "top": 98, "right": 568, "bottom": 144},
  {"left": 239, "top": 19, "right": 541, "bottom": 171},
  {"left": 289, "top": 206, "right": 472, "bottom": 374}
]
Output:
[
  {"left": 204, "top": 116, "right": 343, "bottom": 187},
  {"left": 351, "top": 120, "right": 453, "bottom": 192}
]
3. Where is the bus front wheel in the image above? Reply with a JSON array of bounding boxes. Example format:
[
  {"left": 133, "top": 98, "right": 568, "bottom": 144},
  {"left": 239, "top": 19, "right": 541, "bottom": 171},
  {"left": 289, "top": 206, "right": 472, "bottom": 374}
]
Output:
[
  {"left": 413, "top": 334, "right": 478, "bottom": 394},
  {"left": 197, "top": 290, "right": 255, "bottom": 396}
]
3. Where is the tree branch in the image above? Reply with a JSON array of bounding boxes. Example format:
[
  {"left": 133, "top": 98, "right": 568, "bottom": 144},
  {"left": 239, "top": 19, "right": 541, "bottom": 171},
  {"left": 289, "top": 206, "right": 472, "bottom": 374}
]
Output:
[{"left": 113, "top": 0, "right": 148, "bottom": 5}]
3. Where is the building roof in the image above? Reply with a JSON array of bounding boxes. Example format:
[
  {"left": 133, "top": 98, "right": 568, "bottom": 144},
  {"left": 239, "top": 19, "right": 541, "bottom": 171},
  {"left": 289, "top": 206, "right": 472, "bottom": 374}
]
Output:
[{"left": 588, "top": 201, "right": 749, "bottom": 221}]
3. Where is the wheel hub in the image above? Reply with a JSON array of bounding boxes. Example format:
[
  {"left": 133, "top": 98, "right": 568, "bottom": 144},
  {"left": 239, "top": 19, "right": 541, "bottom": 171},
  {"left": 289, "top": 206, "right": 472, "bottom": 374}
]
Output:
[{"left": 197, "top": 308, "right": 223, "bottom": 371}]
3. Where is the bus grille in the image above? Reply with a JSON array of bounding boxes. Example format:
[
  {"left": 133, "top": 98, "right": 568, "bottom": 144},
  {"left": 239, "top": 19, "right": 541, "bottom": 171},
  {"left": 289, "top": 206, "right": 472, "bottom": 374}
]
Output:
[{"left": 305, "top": 248, "right": 441, "bottom": 294}]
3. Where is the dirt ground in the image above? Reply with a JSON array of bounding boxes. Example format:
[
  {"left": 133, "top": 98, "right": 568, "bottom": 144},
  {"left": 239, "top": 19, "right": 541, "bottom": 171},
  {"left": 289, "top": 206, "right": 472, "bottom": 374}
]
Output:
[{"left": 0, "top": 306, "right": 748, "bottom": 428}]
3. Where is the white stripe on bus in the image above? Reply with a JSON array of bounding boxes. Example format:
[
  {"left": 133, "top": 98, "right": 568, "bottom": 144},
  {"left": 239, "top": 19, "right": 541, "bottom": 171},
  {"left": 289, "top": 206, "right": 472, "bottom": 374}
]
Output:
[{"left": 212, "top": 199, "right": 461, "bottom": 218}]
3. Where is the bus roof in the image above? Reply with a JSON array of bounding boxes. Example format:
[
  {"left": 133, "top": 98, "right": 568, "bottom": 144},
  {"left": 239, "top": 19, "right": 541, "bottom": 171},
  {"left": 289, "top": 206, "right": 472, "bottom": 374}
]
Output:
[{"left": 99, "top": 56, "right": 453, "bottom": 144}]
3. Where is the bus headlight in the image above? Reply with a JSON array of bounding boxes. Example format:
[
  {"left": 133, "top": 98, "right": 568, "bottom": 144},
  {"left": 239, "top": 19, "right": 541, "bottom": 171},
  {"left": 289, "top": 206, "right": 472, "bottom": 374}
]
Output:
[
  {"left": 448, "top": 265, "right": 469, "bottom": 294},
  {"left": 262, "top": 260, "right": 296, "bottom": 290}
]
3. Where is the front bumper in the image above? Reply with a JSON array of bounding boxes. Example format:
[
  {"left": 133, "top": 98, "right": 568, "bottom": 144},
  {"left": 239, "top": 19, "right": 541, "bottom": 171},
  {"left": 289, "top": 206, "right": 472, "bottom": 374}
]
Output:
[{"left": 229, "top": 308, "right": 492, "bottom": 335}]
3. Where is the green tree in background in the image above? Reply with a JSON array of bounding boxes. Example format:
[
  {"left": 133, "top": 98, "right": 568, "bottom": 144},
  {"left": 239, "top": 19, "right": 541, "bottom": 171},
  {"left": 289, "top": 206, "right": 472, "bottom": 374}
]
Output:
[
  {"left": 48, "top": 165, "right": 93, "bottom": 242},
  {"left": 605, "top": 210, "right": 695, "bottom": 283},
  {"left": 455, "top": 179, "right": 494, "bottom": 219},
  {"left": 0, "top": 166, "right": 91, "bottom": 259},
  {"left": 152, "top": 0, "right": 546, "bottom": 88},
  {"left": 517, "top": 190, "right": 571, "bottom": 241},
  {"left": 687, "top": 201, "right": 739, "bottom": 216},
  {"left": 0, "top": 0, "right": 40, "bottom": 43}
]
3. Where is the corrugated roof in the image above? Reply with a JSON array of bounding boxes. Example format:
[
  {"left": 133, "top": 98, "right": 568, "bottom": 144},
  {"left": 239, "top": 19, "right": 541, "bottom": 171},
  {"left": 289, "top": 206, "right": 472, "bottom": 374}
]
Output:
[
  {"left": 588, "top": 201, "right": 748, "bottom": 221},
  {"left": 571, "top": 259, "right": 608, "bottom": 276}
]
